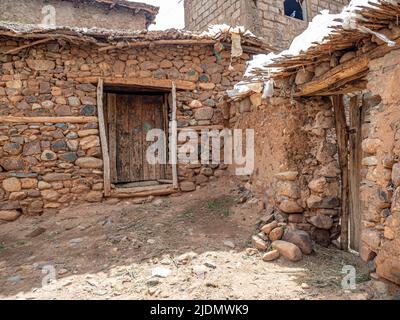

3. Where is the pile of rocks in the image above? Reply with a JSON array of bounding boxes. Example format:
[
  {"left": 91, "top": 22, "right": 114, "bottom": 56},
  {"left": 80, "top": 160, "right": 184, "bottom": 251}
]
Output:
[{"left": 250, "top": 208, "right": 314, "bottom": 262}]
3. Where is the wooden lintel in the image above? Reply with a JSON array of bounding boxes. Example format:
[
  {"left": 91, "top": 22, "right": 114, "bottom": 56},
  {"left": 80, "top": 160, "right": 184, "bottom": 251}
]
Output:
[
  {"left": 0, "top": 116, "right": 98, "bottom": 123},
  {"left": 178, "top": 125, "right": 225, "bottom": 132},
  {"left": 295, "top": 56, "right": 370, "bottom": 97},
  {"left": 111, "top": 184, "right": 177, "bottom": 199},
  {"left": 74, "top": 76, "right": 196, "bottom": 91}
]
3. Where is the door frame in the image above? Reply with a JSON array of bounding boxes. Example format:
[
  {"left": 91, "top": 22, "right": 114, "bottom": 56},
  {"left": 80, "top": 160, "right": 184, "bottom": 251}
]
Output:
[{"left": 96, "top": 77, "right": 179, "bottom": 196}]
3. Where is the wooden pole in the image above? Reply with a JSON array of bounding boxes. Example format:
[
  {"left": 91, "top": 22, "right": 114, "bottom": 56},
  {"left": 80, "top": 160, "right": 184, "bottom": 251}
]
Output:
[
  {"left": 332, "top": 95, "right": 350, "bottom": 251},
  {"left": 97, "top": 78, "right": 111, "bottom": 197},
  {"left": 349, "top": 95, "right": 362, "bottom": 251},
  {"left": 171, "top": 82, "right": 179, "bottom": 189}
]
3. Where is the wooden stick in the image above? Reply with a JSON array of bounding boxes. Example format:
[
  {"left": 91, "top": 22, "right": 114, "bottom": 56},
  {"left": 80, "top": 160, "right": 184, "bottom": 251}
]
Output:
[
  {"left": 97, "top": 78, "right": 111, "bottom": 197},
  {"left": 332, "top": 95, "right": 350, "bottom": 251},
  {"left": 5, "top": 38, "right": 53, "bottom": 54},
  {"left": 171, "top": 81, "right": 179, "bottom": 190},
  {"left": 0, "top": 116, "right": 98, "bottom": 123}
]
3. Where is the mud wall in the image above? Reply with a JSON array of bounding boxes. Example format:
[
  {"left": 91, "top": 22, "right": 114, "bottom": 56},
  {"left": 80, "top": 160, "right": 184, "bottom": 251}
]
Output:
[
  {"left": 0, "top": 39, "right": 251, "bottom": 218},
  {"left": 0, "top": 0, "right": 150, "bottom": 31},
  {"left": 359, "top": 49, "right": 400, "bottom": 285},
  {"left": 229, "top": 94, "right": 341, "bottom": 246}
]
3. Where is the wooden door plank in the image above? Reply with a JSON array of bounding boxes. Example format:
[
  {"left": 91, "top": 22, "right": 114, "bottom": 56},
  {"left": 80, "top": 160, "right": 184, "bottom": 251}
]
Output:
[
  {"left": 97, "top": 79, "right": 111, "bottom": 197},
  {"left": 171, "top": 82, "right": 179, "bottom": 189},
  {"left": 332, "top": 95, "right": 350, "bottom": 251},
  {"left": 349, "top": 95, "right": 362, "bottom": 251},
  {"left": 130, "top": 95, "right": 143, "bottom": 182},
  {"left": 107, "top": 93, "right": 118, "bottom": 184},
  {"left": 116, "top": 95, "right": 132, "bottom": 183}
]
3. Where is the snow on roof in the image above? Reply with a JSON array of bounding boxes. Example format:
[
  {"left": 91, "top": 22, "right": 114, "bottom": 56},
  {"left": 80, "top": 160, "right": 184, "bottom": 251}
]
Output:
[{"left": 229, "top": 0, "right": 399, "bottom": 99}]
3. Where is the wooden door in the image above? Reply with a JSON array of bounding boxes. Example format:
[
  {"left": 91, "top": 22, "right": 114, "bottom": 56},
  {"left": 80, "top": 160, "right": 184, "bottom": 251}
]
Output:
[
  {"left": 349, "top": 96, "right": 362, "bottom": 251},
  {"left": 107, "top": 93, "right": 165, "bottom": 184}
]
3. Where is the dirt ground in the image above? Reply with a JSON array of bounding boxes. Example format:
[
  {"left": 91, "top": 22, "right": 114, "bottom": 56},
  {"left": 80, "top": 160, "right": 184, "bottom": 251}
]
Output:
[{"left": 0, "top": 177, "right": 386, "bottom": 300}]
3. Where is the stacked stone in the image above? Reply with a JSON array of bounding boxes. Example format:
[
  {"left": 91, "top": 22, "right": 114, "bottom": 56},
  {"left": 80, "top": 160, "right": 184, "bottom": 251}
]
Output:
[
  {"left": 0, "top": 40, "right": 251, "bottom": 219},
  {"left": 358, "top": 49, "right": 400, "bottom": 285},
  {"left": 230, "top": 94, "right": 341, "bottom": 248}
]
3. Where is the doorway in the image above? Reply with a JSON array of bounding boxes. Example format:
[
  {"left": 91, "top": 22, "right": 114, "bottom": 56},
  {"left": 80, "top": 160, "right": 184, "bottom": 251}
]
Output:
[{"left": 104, "top": 89, "right": 171, "bottom": 187}]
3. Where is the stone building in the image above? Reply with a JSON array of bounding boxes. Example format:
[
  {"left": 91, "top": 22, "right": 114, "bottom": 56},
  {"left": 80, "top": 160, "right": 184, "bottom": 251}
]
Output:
[
  {"left": 0, "top": 22, "right": 269, "bottom": 218},
  {"left": 0, "top": 0, "right": 159, "bottom": 30},
  {"left": 184, "top": 0, "right": 350, "bottom": 50},
  {"left": 229, "top": 1, "right": 400, "bottom": 287}
]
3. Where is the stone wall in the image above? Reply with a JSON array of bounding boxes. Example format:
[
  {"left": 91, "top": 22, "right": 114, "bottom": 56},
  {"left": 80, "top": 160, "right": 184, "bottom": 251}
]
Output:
[
  {"left": 184, "top": 0, "right": 350, "bottom": 50},
  {"left": 0, "top": 39, "right": 251, "bottom": 219},
  {"left": 0, "top": 0, "right": 150, "bottom": 31},
  {"left": 359, "top": 49, "right": 400, "bottom": 285},
  {"left": 229, "top": 93, "right": 341, "bottom": 247}
]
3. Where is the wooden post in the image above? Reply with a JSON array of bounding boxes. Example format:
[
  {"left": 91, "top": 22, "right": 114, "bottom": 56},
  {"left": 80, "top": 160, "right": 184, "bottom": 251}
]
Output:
[
  {"left": 171, "top": 82, "right": 179, "bottom": 189},
  {"left": 97, "top": 78, "right": 111, "bottom": 197},
  {"left": 332, "top": 95, "right": 350, "bottom": 251},
  {"left": 349, "top": 95, "right": 362, "bottom": 251}
]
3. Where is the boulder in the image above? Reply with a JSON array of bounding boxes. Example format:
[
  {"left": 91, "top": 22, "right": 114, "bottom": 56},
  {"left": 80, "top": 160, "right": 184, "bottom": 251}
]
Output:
[
  {"left": 308, "top": 177, "right": 327, "bottom": 193},
  {"left": 283, "top": 229, "right": 313, "bottom": 255},
  {"left": 0, "top": 210, "right": 21, "bottom": 222},
  {"left": 314, "top": 62, "right": 331, "bottom": 77},
  {"left": 269, "top": 227, "right": 284, "bottom": 241},
  {"left": 194, "top": 107, "right": 214, "bottom": 121},
  {"left": 274, "top": 171, "right": 298, "bottom": 181},
  {"left": 339, "top": 51, "right": 356, "bottom": 64},
  {"left": 309, "top": 214, "right": 334, "bottom": 230},
  {"left": 3, "top": 177, "right": 21, "bottom": 192},
  {"left": 252, "top": 235, "right": 268, "bottom": 251},
  {"left": 262, "top": 250, "right": 280, "bottom": 262},
  {"left": 180, "top": 181, "right": 196, "bottom": 192},
  {"left": 26, "top": 59, "right": 55, "bottom": 71},
  {"left": 85, "top": 191, "right": 103, "bottom": 203},
  {"left": 75, "top": 157, "right": 103, "bottom": 169},
  {"left": 279, "top": 199, "right": 303, "bottom": 213},
  {"left": 362, "top": 138, "right": 382, "bottom": 154},
  {"left": 272, "top": 240, "right": 303, "bottom": 262},
  {"left": 276, "top": 181, "right": 300, "bottom": 199},
  {"left": 295, "top": 69, "right": 314, "bottom": 85},
  {"left": 261, "top": 221, "right": 278, "bottom": 235}
]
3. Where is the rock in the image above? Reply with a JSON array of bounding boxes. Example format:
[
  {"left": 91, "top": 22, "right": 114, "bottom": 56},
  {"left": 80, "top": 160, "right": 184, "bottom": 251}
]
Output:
[
  {"left": 38, "top": 181, "right": 52, "bottom": 190},
  {"left": 262, "top": 250, "right": 280, "bottom": 262},
  {"left": 288, "top": 214, "right": 303, "bottom": 223},
  {"left": 43, "top": 173, "right": 71, "bottom": 182},
  {"left": 192, "top": 265, "right": 208, "bottom": 278},
  {"left": 3, "top": 177, "right": 21, "bottom": 192},
  {"left": 194, "top": 107, "right": 214, "bottom": 121},
  {"left": 252, "top": 235, "right": 268, "bottom": 251},
  {"left": 189, "top": 100, "right": 203, "bottom": 109},
  {"left": 199, "top": 83, "right": 216, "bottom": 90},
  {"left": 59, "top": 152, "right": 78, "bottom": 162},
  {"left": 361, "top": 229, "right": 381, "bottom": 252},
  {"left": 314, "top": 62, "right": 331, "bottom": 77},
  {"left": 272, "top": 240, "right": 303, "bottom": 262},
  {"left": 311, "top": 229, "right": 331, "bottom": 247},
  {"left": 223, "top": 240, "right": 235, "bottom": 249},
  {"left": 269, "top": 227, "right": 284, "bottom": 241},
  {"left": 176, "top": 252, "right": 198, "bottom": 264},
  {"left": 283, "top": 229, "right": 313, "bottom": 255},
  {"left": 85, "top": 191, "right": 103, "bottom": 202},
  {"left": 21, "top": 178, "right": 37, "bottom": 189},
  {"left": 180, "top": 181, "right": 196, "bottom": 192},
  {"left": 41, "top": 190, "right": 60, "bottom": 201},
  {"left": 68, "top": 238, "right": 84, "bottom": 246},
  {"left": 295, "top": 69, "right": 314, "bottom": 85},
  {"left": 274, "top": 171, "right": 298, "bottom": 181},
  {"left": 307, "top": 195, "right": 340, "bottom": 209},
  {"left": 362, "top": 138, "right": 382, "bottom": 154},
  {"left": 75, "top": 157, "right": 103, "bottom": 169},
  {"left": 261, "top": 221, "right": 278, "bottom": 235},
  {"left": 301, "top": 283, "right": 311, "bottom": 290},
  {"left": 41, "top": 150, "right": 57, "bottom": 161},
  {"left": 279, "top": 200, "right": 303, "bottom": 213},
  {"left": 68, "top": 96, "right": 81, "bottom": 107},
  {"left": 0, "top": 158, "right": 27, "bottom": 171},
  {"left": 308, "top": 177, "right": 327, "bottom": 193},
  {"left": 360, "top": 245, "right": 377, "bottom": 262},
  {"left": 27, "top": 227, "right": 46, "bottom": 238},
  {"left": 51, "top": 140, "right": 67, "bottom": 152},
  {"left": 309, "top": 214, "right": 334, "bottom": 230},
  {"left": 78, "top": 129, "right": 99, "bottom": 137},
  {"left": 0, "top": 210, "right": 21, "bottom": 222},
  {"left": 276, "top": 181, "right": 300, "bottom": 198},
  {"left": 152, "top": 267, "right": 171, "bottom": 278},
  {"left": 26, "top": 59, "right": 55, "bottom": 71},
  {"left": 392, "top": 163, "right": 400, "bottom": 187},
  {"left": 274, "top": 211, "right": 288, "bottom": 223},
  {"left": 362, "top": 156, "right": 378, "bottom": 166},
  {"left": 3, "top": 142, "right": 22, "bottom": 155},
  {"left": 339, "top": 51, "right": 356, "bottom": 64},
  {"left": 23, "top": 141, "right": 41, "bottom": 156},
  {"left": 204, "top": 261, "right": 217, "bottom": 269}
]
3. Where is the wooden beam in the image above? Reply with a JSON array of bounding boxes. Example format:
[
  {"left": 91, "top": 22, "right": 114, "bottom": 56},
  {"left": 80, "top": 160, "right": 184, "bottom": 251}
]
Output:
[
  {"left": 0, "top": 116, "right": 98, "bottom": 123},
  {"left": 349, "top": 95, "right": 362, "bottom": 252},
  {"left": 332, "top": 95, "right": 350, "bottom": 251},
  {"left": 171, "top": 81, "right": 179, "bottom": 190},
  {"left": 111, "top": 184, "right": 177, "bottom": 198},
  {"left": 295, "top": 56, "right": 370, "bottom": 97},
  {"left": 177, "top": 125, "right": 225, "bottom": 132},
  {"left": 97, "top": 78, "right": 111, "bottom": 197},
  {"left": 74, "top": 76, "right": 196, "bottom": 91}
]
